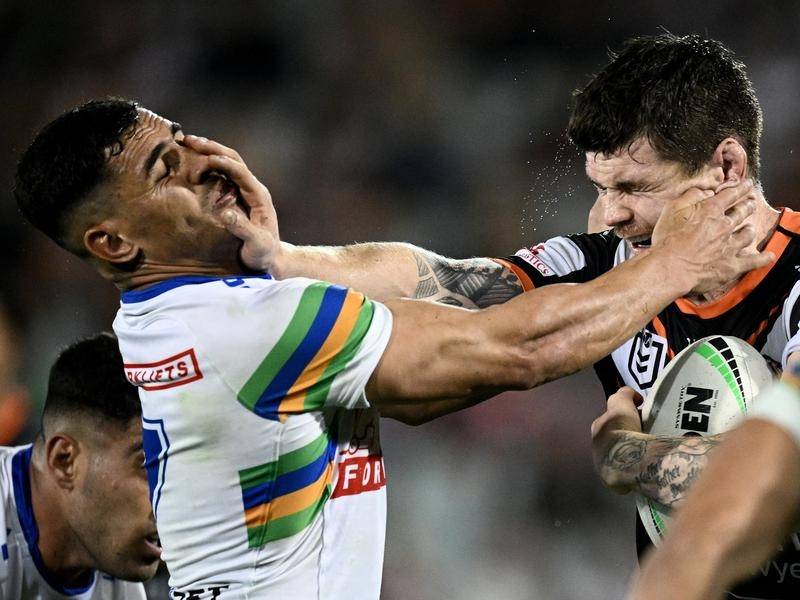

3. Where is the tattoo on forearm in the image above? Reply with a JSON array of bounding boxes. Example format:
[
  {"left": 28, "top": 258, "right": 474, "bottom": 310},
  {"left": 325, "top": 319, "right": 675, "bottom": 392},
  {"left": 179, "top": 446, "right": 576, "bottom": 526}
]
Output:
[
  {"left": 601, "top": 433, "right": 721, "bottom": 509},
  {"left": 412, "top": 250, "right": 524, "bottom": 308}
]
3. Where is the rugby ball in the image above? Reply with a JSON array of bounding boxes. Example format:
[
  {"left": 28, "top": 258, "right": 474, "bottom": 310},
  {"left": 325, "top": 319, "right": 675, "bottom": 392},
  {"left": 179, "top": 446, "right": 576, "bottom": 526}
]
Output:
[{"left": 635, "top": 335, "right": 774, "bottom": 545}]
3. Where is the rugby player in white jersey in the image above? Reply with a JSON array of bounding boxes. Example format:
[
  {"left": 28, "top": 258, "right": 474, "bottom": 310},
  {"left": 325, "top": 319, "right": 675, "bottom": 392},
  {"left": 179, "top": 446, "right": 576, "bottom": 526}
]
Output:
[
  {"left": 0, "top": 332, "right": 156, "bottom": 599},
  {"left": 13, "top": 98, "right": 765, "bottom": 598}
]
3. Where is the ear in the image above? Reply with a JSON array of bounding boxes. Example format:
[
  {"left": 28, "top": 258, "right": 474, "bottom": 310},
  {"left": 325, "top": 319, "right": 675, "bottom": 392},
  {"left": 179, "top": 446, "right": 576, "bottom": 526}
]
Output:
[
  {"left": 84, "top": 221, "right": 140, "bottom": 264},
  {"left": 711, "top": 137, "right": 749, "bottom": 183},
  {"left": 44, "top": 434, "right": 80, "bottom": 491}
]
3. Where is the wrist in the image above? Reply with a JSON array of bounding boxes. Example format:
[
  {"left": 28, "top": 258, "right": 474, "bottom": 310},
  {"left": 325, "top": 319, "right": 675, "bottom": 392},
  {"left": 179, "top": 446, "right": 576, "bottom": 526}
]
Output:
[
  {"left": 595, "top": 430, "right": 638, "bottom": 492},
  {"left": 646, "top": 244, "right": 695, "bottom": 297},
  {"left": 267, "top": 242, "right": 296, "bottom": 279}
]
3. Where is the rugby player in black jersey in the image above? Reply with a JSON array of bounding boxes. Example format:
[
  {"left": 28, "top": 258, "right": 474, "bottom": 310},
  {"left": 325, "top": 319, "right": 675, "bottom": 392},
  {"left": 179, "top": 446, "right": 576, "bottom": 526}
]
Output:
[{"left": 205, "top": 34, "right": 800, "bottom": 598}]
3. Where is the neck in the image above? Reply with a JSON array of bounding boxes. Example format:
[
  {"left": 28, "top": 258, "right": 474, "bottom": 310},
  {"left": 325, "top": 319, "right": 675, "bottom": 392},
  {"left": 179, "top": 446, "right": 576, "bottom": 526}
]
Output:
[
  {"left": 685, "top": 191, "right": 780, "bottom": 305},
  {"left": 110, "top": 257, "right": 251, "bottom": 291},
  {"left": 29, "top": 449, "right": 94, "bottom": 583}
]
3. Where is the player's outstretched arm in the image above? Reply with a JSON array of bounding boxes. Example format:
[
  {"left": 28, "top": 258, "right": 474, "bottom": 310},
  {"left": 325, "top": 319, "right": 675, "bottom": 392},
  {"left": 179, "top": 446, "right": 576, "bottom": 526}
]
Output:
[
  {"left": 273, "top": 243, "right": 525, "bottom": 307},
  {"left": 184, "top": 135, "right": 524, "bottom": 306},
  {"left": 367, "top": 183, "right": 771, "bottom": 405},
  {"left": 590, "top": 387, "right": 722, "bottom": 507}
]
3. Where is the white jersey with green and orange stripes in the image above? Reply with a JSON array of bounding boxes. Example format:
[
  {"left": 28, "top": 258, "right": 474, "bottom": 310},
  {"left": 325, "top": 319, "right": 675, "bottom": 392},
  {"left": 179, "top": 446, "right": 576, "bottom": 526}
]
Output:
[{"left": 113, "top": 274, "right": 393, "bottom": 600}]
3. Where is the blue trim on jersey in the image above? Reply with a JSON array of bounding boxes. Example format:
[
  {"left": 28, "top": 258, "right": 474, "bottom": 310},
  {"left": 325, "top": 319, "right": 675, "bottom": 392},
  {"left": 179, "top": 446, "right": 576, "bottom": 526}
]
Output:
[
  {"left": 241, "top": 436, "right": 337, "bottom": 510},
  {"left": 120, "top": 273, "right": 273, "bottom": 304},
  {"left": 142, "top": 417, "right": 171, "bottom": 517},
  {"left": 11, "top": 446, "right": 97, "bottom": 596},
  {"left": 254, "top": 284, "right": 347, "bottom": 418}
]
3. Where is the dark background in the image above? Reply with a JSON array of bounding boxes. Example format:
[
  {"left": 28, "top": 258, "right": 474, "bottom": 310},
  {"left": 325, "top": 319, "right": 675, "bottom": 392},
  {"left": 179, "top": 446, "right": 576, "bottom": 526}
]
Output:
[{"left": 2, "top": 2, "right": 799, "bottom": 598}]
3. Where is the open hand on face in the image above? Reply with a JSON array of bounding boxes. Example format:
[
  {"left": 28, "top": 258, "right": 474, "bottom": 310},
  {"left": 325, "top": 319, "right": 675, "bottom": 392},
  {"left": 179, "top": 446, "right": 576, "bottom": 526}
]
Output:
[{"left": 183, "top": 135, "right": 280, "bottom": 273}]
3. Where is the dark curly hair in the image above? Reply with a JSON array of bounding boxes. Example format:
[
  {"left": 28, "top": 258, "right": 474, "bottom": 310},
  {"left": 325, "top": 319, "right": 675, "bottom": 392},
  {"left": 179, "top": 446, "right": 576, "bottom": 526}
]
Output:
[
  {"left": 568, "top": 34, "right": 763, "bottom": 181},
  {"left": 14, "top": 98, "right": 140, "bottom": 252}
]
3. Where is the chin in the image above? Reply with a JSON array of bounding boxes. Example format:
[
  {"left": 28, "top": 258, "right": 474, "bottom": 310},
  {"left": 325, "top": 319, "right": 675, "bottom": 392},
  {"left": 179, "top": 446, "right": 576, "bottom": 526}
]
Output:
[{"left": 109, "top": 560, "right": 160, "bottom": 582}]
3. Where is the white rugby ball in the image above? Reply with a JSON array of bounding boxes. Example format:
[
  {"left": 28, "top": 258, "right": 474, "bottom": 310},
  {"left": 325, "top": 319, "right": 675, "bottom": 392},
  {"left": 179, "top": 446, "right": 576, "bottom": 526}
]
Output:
[{"left": 635, "top": 335, "right": 774, "bottom": 545}]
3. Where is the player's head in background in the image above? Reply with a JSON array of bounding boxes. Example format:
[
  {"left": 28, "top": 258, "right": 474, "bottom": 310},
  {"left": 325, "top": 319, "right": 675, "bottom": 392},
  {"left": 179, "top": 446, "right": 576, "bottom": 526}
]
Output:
[
  {"left": 568, "top": 33, "right": 767, "bottom": 253},
  {"left": 14, "top": 98, "right": 245, "bottom": 288},
  {"left": 33, "top": 332, "right": 160, "bottom": 581}
]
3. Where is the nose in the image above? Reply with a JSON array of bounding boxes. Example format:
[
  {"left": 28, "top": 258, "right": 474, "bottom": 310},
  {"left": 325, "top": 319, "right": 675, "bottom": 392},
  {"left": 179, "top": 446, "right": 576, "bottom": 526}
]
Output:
[
  {"left": 602, "top": 193, "right": 635, "bottom": 227},
  {"left": 180, "top": 144, "right": 215, "bottom": 185}
]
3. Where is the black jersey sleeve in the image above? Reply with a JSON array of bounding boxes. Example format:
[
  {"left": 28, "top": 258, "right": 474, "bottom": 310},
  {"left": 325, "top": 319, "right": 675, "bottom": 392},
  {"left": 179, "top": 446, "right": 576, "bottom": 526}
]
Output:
[{"left": 496, "top": 230, "right": 623, "bottom": 288}]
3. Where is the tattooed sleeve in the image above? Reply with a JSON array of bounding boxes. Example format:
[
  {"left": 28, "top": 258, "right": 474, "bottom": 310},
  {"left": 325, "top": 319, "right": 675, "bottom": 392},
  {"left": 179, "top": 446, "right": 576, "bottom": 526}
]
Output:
[{"left": 411, "top": 249, "right": 524, "bottom": 308}]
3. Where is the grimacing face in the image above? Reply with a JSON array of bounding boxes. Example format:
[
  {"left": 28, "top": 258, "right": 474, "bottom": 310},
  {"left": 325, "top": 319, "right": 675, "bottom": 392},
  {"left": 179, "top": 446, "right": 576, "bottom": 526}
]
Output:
[
  {"left": 585, "top": 138, "right": 723, "bottom": 254},
  {"left": 68, "top": 417, "right": 160, "bottom": 581},
  {"left": 99, "top": 108, "right": 244, "bottom": 268}
]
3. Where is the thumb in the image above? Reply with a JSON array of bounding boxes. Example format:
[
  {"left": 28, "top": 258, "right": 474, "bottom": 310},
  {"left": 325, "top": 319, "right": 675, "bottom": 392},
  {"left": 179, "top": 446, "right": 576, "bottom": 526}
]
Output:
[
  {"left": 222, "top": 208, "right": 256, "bottom": 241},
  {"left": 607, "top": 386, "right": 642, "bottom": 411}
]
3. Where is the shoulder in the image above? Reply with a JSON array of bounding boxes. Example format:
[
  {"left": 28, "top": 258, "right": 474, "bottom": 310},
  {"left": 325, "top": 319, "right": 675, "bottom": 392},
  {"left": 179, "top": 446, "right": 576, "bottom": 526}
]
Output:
[
  {"left": 0, "top": 446, "right": 26, "bottom": 501},
  {"left": 502, "top": 230, "right": 625, "bottom": 285}
]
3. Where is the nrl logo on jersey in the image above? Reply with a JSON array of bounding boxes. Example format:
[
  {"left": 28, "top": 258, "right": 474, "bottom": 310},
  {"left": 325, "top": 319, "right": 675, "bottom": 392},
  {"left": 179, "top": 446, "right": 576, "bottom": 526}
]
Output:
[{"left": 627, "top": 330, "right": 667, "bottom": 389}]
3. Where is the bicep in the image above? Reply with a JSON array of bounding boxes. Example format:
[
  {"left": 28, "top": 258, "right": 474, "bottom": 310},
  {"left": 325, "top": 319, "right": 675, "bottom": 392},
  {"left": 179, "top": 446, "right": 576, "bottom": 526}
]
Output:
[
  {"left": 365, "top": 299, "right": 520, "bottom": 406},
  {"left": 379, "top": 394, "right": 494, "bottom": 426}
]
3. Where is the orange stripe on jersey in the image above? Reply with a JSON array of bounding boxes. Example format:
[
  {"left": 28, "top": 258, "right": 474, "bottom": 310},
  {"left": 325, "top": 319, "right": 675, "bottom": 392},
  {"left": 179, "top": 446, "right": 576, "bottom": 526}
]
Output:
[
  {"left": 747, "top": 303, "right": 784, "bottom": 346},
  {"left": 778, "top": 207, "right": 800, "bottom": 234},
  {"left": 674, "top": 211, "right": 792, "bottom": 319},
  {"left": 492, "top": 258, "right": 535, "bottom": 291},
  {"left": 651, "top": 317, "right": 675, "bottom": 360},
  {"left": 244, "top": 460, "right": 334, "bottom": 528},
  {"left": 278, "top": 289, "right": 365, "bottom": 417}
]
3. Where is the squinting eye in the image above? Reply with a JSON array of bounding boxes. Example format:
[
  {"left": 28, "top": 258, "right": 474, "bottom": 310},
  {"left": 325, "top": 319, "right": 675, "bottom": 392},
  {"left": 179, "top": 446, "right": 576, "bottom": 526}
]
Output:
[{"left": 161, "top": 165, "right": 173, "bottom": 180}]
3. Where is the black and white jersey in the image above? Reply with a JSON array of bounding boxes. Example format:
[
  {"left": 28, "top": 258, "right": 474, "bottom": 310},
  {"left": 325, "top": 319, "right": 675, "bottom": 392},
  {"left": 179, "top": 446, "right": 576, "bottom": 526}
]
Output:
[
  {"left": 498, "top": 208, "right": 800, "bottom": 599},
  {"left": 0, "top": 446, "right": 146, "bottom": 599}
]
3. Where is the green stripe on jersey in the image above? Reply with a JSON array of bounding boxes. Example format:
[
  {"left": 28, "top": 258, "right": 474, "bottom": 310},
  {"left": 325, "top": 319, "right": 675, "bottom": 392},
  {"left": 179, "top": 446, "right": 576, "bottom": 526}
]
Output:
[
  {"left": 247, "top": 484, "right": 332, "bottom": 546},
  {"left": 303, "top": 298, "right": 375, "bottom": 411},
  {"left": 237, "top": 282, "right": 330, "bottom": 411},
  {"left": 239, "top": 431, "right": 330, "bottom": 489}
]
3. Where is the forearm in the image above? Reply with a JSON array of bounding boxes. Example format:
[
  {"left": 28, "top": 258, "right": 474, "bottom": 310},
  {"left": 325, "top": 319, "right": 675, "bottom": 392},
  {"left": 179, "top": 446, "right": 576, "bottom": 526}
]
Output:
[
  {"left": 631, "top": 419, "right": 800, "bottom": 600},
  {"left": 493, "top": 247, "right": 695, "bottom": 386},
  {"left": 598, "top": 432, "right": 721, "bottom": 507},
  {"left": 271, "top": 242, "right": 524, "bottom": 306}
]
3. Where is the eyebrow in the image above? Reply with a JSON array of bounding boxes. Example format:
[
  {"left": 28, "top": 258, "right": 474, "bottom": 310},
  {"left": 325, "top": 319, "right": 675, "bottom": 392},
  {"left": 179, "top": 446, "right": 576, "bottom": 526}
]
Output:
[
  {"left": 588, "top": 177, "right": 647, "bottom": 192},
  {"left": 142, "top": 122, "right": 183, "bottom": 179}
]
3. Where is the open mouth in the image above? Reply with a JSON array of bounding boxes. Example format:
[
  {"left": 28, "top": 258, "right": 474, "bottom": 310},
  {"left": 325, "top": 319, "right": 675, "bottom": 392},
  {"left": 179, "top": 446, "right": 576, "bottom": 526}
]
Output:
[
  {"left": 628, "top": 237, "right": 652, "bottom": 251},
  {"left": 144, "top": 532, "right": 162, "bottom": 559},
  {"left": 212, "top": 174, "right": 238, "bottom": 208},
  {"left": 208, "top": 172, "right": 249, "bottom": 217}
]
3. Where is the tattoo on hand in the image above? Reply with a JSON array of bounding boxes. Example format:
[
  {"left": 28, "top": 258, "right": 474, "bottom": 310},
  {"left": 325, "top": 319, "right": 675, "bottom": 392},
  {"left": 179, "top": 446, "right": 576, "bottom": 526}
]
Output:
[
  {"left": 604, "top": 437, "right": 647, "bottom": 469},
  {"left": 601, "top": 433, "right": 721, "bottom": 508},
  {"left": 412, "top": 251, "right": 524, "bottom": 308}
]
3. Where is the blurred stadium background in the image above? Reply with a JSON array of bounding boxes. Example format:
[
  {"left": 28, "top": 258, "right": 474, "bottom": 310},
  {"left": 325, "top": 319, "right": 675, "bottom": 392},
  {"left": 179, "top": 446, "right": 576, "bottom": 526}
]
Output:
[{"left": 2, "top": 2, "right": 800, "bottom": 598}]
